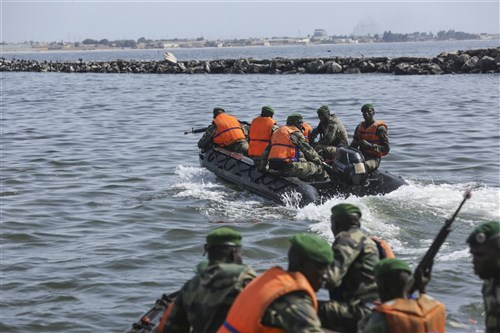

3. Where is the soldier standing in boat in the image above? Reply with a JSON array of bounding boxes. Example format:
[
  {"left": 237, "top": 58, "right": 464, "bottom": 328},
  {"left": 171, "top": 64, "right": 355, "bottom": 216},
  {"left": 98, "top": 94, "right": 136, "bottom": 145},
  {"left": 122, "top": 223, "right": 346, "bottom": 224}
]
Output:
[
  {"left": 309, "top": 105, "right": 349, "bottom": 161},
  {"left": 358, "top": 258, "right": 446, "bottom": 333},
  {"left": 198, "top": 107, "right": 249, "bottom": 155},
  {"left": 218, "top": 233, "right": 333, "bottom": 332},
  {"left": 466, "top": 221, "right": 500, "bottom": 333},
  {"left": 350, "top": 104, "right": 389, "bottom": 172},
  {"left": 260, "top": 113, "right": 329, "bottom": 181},
  {"left": 247, "top": 106, "right": 279, "bottom": 164},
  {"left": 318, "top": 203, "right": 380, "bottom": 332},
  {"left": 162, "top": 227, "right": 256, "bottom": 333}
]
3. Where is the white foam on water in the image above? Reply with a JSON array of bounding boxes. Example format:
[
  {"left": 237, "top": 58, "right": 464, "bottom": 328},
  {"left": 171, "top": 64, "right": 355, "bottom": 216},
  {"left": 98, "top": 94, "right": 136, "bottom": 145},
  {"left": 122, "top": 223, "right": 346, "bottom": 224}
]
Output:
[
  {"left": 298, "top": 181, "right": 499, "bottom": 256},
  {"left": 172, "top": 165, "right": 287, "bottom": 220}
]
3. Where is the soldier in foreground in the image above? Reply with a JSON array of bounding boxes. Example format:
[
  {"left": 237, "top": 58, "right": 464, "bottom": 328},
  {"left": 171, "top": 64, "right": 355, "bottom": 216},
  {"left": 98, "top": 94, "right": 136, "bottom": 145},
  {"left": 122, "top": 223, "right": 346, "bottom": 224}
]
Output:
[
  {"left": 358, "top": 258, "right": 446, "bottom": 333},
  {"left": 350, "top": 104, "right": 389, "bottom": 172},
  {"left": 309, "top": 105, "right": 349, "bottom": 160},
  {"left": 162, "top": 227, "right": 256, "bottom": 333},
  {"left": 467, "top": 221, "right": 500, "bottom": 333},
  {"left": 318, "top": 203, "right": 380, "bottom": 332},
  {"left": 218, "top": 233, "right": 334, "bottom": 332},
  {"left": 260, "top": 113, "right": 329, "bottom": 181},
  {"left": 198, "top": 107, "right": 248, "bottom": 155}
]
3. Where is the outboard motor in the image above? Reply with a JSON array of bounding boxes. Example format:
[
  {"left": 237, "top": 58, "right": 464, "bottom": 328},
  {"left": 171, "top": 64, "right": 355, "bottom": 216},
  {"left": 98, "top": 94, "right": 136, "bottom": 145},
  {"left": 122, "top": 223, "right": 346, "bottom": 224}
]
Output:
[{"left": 333, "top": 146, "right": 368, "bottom": 185}]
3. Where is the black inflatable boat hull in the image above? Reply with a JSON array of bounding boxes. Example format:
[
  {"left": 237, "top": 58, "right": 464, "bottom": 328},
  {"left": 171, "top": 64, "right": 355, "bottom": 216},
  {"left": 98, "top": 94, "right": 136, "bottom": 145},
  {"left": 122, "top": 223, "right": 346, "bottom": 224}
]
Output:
[{"left": 199, "top": 147, "right": 406, "bottom": 206}]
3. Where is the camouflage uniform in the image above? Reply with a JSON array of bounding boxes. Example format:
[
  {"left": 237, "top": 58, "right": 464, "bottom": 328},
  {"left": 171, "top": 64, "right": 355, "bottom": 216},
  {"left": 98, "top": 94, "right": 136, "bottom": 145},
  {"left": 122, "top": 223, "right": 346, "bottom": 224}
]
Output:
[
  {"left": 261, "top": 290, "right": 324, "bottom": 332},
  {"left": 318, "top": 227, "right": 380, "bottom": 332},
  {"left": 357, "top": 311, "right": 386, "bottom": 333},
  {"left": 483, "top": 278, "right": 500, "bottom": 333},
  {"left": 261, "top": 130, "right": 327, "bottom": 181},
  {"left": 312, "top": 114, "right": 349, "bottom": 160},
  {"left": 197, "top": 123, "right": 249, "bottom": 155},
  {"left": 350, "top": 123, "right": 389, "bottom": 172},
  {"left": 163, "top": 263, "right": 256, "bottom": 333}
]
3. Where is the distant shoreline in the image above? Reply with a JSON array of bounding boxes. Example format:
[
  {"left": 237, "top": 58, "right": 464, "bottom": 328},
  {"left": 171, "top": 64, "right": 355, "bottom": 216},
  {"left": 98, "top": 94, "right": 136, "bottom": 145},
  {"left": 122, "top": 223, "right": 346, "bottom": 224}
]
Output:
[{"left": 2, "top": 39, "right": 498, "bottom": 55}]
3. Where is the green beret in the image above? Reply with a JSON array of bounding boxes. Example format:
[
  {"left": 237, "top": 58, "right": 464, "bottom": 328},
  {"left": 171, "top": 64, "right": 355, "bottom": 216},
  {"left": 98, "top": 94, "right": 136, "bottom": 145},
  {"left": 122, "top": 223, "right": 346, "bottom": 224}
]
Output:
[
  {"left": 261, "top": 106, "right": 275, "bottom": 116},
  {"left": 374, "top": 258, "right": 412, "bottom": 277},
  {"left": 213, "top": 107, "right": 225, "bottom": 116},
  {"left": 286, "top": 113, "right": 303, "bottom": 125},
  {"left": 467, "top": 221, "right": 500, "bottom": 246},
  {"left": 290, "top": 233, "right": 333, "bottom": 264},
  {"left": 331, "top": 203, "right": 362, "bottom": 218},
  {"left": 361, "top": 104, "right": 375, "bottom": 112},
  {"left": 317, "top": 105, "right": 330, "bottom": 115},
  {"left": 206, "top": 227, "right": 242, "bottom": 248}
]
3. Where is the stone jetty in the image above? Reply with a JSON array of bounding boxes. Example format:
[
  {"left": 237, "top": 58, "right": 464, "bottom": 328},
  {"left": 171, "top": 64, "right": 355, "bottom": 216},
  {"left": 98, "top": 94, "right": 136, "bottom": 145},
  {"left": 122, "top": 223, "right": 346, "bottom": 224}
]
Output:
[{"left": 1, "top": 47, "right": 498, "bottom": 75}]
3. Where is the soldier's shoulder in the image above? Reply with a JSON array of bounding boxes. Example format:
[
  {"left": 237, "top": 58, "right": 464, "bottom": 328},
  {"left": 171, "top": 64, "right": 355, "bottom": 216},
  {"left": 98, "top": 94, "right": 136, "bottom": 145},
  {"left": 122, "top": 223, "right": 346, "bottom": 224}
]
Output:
[{"left": 334, "top": 228, "right": 367, "bottom": 245}]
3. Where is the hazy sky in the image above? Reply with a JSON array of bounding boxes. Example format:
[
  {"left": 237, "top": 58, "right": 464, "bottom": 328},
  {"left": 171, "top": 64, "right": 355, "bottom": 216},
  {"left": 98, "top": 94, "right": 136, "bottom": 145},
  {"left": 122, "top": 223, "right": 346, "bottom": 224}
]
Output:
[{"left": 2, "top": 1, "right": 499, "bottom": 43}]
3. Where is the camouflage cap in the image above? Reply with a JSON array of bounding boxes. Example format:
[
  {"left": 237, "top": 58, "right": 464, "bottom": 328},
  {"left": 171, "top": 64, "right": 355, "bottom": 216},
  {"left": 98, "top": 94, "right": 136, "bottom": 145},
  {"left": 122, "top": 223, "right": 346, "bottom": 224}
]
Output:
[
  {"left": 331, "top": 203, "right": 362, "bottom": 218},
  {"left": 374, "top": 258, "right": 412, "bottom": 277},
  {"left": 361, "top": 104, "right": 375, "bottom": 112},
  {"left": 317, "top": 105, "right": 330, "bottom": 115},
  {"left": 290, "top": 233, "right": 333, "bottom": 264},
  {"left": 286, "top": 113, "right": 303, "bottom": 125},
  {"left": 261, "top": 106, "right": 275, "bottom": 116},
  {"left": 213, "top": 107, "right": 225, "bottom": 116},
  {"left": 466, "top": 221, "right": 500, "bottom": 246},
  {"left": 206, "top": 227, "right": 242, "bottom": 248}
]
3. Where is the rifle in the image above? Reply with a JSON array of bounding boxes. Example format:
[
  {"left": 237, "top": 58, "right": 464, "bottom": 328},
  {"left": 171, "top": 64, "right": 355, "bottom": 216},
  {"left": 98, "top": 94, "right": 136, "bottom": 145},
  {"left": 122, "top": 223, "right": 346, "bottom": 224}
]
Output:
[
  {"left": 184, "top": 127, "right": 208, "bottom": 135},
  {"left": 124, "top": 291, "right": 179, "bottom": 333},
  {"left": 407, "top": 189, "right": 472, "bottom": 295}
]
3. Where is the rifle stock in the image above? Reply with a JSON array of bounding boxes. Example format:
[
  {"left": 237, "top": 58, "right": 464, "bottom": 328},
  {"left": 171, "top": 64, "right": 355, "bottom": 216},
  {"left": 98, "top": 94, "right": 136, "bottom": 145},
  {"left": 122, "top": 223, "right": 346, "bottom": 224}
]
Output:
[
  {"left": 407, "top": 189, "right": 472, "bottom": 295},
  {"left": 184, "top": 127, "right": 208, "bottom": 135}
]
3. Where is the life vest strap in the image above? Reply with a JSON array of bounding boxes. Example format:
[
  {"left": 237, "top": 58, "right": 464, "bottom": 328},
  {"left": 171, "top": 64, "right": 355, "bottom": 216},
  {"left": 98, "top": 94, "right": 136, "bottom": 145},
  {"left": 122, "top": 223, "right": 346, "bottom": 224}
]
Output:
[
  {"left": 222, "top": 321, "right": 241, "bottom": 333},
  {"left": 214, "top": 126, "right": 241, "bottom": 139}
]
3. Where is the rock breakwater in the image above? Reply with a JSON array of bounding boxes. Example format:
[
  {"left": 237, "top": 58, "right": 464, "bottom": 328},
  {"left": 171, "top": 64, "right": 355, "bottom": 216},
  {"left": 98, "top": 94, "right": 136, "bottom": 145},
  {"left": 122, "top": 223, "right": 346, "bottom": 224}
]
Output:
[{"left": 1, "top": 47, "right": 498, "bottom": 75}]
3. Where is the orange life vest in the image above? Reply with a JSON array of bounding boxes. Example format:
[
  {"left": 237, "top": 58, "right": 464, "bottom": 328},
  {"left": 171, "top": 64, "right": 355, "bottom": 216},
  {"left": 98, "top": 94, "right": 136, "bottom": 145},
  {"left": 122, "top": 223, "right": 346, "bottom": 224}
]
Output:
[
  {"left": 302, "top": 122, "right": 313, "bottom": 143},
  {"left": 371, "top": 237, "right": 395, "bottom": 259},
  {"left": 268, "top": 126, "right": 301, "bottom": 162},
  {"left": 156, "top": 301, "right": 175, "bottom": 333},
  {"left": 355, "top": 120, "right": 388, "bottom": 157},
  {"left": 217, "top": 266, "right": 317, "bottom": 333},
  {"left": 376, "top": 295, "right": 446, "bottom": 333},
  {"left": 248, "top": 116, "right": 277, "bottom": 157},
  {"left": 213, "top": 113, "right": 246, "bottom": 147}
]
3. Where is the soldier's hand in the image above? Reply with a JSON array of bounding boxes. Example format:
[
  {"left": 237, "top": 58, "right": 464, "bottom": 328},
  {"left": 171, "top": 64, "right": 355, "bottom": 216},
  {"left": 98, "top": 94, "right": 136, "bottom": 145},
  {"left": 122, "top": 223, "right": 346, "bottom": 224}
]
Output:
[{"left": 360, "top": 140, "right": 373, "bottom": 149}]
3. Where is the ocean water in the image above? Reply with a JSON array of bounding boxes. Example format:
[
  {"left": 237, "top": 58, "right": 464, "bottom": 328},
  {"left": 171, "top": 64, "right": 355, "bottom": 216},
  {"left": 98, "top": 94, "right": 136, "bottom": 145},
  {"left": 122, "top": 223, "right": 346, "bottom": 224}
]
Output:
[{"left": 1, "top": 41, "right": 499, "bottom": 333}]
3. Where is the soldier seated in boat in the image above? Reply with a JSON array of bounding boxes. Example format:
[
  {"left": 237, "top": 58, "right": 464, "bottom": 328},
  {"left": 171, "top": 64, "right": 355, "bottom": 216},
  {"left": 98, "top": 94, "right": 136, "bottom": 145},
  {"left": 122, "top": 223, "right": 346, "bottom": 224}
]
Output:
[
  {"left": 161, "top": 227, "right": 257, "bottom": 333},
  {"left": 198, "top": 107, "right": 249, "bottom": 155},
  {"left": 218, "top": 233, "right": 333, "bottom": 333},
  {"left": 309, "top": 105, "right": 349, "bottom": 161},
  {"left": 466, "top": 221, "right": 500, "bottom": 333},
  {"left": 358, "top": 258, "right": 446, "bottom": 333},
  {"left": 247, "top": 106, "right": 279, "bottom": 165},
  {"left": 350, "top": 104, "right": 389, "bottom": 172},
  {"left": 318, "top": 203, "right": 380, "bottom": 332},
  {"left": 259, "top": 113, "right": 329, "bottom": 181}
]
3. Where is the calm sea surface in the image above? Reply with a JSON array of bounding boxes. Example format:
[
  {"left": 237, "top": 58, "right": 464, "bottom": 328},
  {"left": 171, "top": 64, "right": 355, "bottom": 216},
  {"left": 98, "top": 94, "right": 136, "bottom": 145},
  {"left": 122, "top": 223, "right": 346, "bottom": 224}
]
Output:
[{"left": 2, "top": 40, "right": 500, "bottom": 333}]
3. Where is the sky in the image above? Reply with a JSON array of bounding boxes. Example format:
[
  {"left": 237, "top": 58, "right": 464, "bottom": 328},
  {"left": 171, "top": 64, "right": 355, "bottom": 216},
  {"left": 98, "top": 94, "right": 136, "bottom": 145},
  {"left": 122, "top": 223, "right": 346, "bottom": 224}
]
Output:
[{"left": 2, "top": 1, "right": 499, "bottom": 43}]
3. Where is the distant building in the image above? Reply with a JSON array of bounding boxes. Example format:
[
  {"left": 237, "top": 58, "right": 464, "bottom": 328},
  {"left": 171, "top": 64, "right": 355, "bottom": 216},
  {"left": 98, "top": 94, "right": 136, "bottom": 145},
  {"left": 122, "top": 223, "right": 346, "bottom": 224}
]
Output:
[{"left": 313, "top": 29, "right": 329, "bottom": 38}]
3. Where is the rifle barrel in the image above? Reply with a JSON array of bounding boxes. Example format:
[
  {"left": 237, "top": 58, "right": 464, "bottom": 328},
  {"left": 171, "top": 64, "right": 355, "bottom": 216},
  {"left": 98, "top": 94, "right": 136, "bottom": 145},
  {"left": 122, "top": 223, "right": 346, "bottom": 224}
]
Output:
[{"left": 408, "top": 189, "right": 472, "bottom": 294}]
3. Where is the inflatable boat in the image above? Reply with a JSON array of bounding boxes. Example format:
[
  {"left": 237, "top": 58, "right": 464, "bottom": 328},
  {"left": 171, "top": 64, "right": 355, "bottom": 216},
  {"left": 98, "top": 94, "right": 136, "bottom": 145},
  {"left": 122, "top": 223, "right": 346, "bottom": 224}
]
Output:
[{"left": 199, "top": 146, "right": 407, "bottom": 206}]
